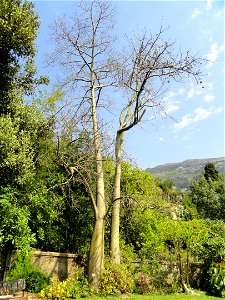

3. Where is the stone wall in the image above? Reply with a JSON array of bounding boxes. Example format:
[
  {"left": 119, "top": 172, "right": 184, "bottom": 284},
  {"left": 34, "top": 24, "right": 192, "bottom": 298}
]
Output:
[
  {"left": 3, "top": 251, "right": 80, "bottom": 282},
  {"left": 2, "top": 251, "right": 203, "bottom": 287},
  {"left": 31, "top": 251, "right": 79, "bottom": 281}
]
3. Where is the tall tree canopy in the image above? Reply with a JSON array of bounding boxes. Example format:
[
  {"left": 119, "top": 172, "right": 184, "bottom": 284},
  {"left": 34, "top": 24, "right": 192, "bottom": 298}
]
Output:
[{"left": 0, "top": 0, "right": 47, "bottom": 114}]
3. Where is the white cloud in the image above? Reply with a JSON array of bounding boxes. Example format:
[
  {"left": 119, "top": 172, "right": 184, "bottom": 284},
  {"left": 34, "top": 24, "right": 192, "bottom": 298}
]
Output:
[
  {"left": 206, "top": 0, "right": 212, "bottom": 11},
  {"left": 203, "top": 93, "right": 215, "bottom": 102},
  {"left": 206, "top": 42, "right": 225, "bottom": 67},
  {"left": 174, "top": 106, "right": 223, "bottom": 130},
  {"left": 215, "top": 7, "right": 225, "bottom": 18},
  {"left": 194, "top": 107, "right": 212, "bottom": 121},
  {"left": 214, "top": 107, "right": 223, "bottom": 113},
  {"left": 207, "top": 43, "right": 219, "bottom": 62},
  {"left": 191, "top": 0, "right": 212, "bottom": 19},
  {"left": 174, "top": 114, "right": 192, "bottom": 129},
  {"left": 178, "top": 88, "right": 186, "bottom": 95},
  {"left": 158, "top": 137, "right": 165, "bottom": 142},
  {"left": 187, "top": 88, "right": 195, "bottom": 99},
  {"left": 191, "top": 8, "right": 202, "bottom": 19},
  {"left": 187, "top": 86, "right": 204, "bottom": 99},
  {"left": 166, "top": 103, "right": 180, "bottom": 114},
  {"left": 204, "top": 82, "right": 214, "bottom": 91},
  {"left": 162, "top": 91, "right": 176, "bottom": 102},
  {"left": 186, "top": 81, "right": 214, "bottom": 101},
  {"left": 161, "top": 91, "right": 180, "bottom": 115}
]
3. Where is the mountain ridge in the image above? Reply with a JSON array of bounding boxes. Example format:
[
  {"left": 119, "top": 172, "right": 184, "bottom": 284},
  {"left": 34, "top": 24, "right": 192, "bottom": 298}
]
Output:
[{"left": 146, "top": 157, "right": 225, "bottom": 189}]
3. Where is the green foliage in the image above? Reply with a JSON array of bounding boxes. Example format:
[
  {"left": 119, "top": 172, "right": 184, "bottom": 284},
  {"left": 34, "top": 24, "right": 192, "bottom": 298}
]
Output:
[
  {"left": 0, "top": 114, "right": 35, "bottom": 186},
  {"left": 140, "top": 216, "right": 209, "bottom": 263},
  {"left": 40, "top": 278, "right": 74, "bottom": 300},
  {"left": 118, "top": 162, "right": 164, "bottom": 250},
  {"left": 9, "top": 252, "right": 50, "bottom": 293},
  {"left": 204, "top": 163, "right": 219, "bottom": 182},
  {"left": 181, "top": 194, "right": 199, "bottom": 220},
  {"left": 139, "top": 216, "right": 210, "bottom": 292},
  {"left": 133, "top": 259, "right": 181, "bottom": 295},
  {"left": 0, "top": 190, "right": 35, "bottom": 252},
  {"left": 0, "top": 0, "right": 48, "bottom": 114},
  {"left": 0, "top": 99, "right": 59, "bottom": 253},
  {"left": 100, "top": 259, "right": 135, "bottom": 296},
  {"left": 0, "top": 0, "right": 39, "bottom": 55},
  {"left": 200, "top": 220, "right": 225, "bottom": 296},
  {"left": 40, "top": 273, "right": 94, "bottom": 300},
  {"left": 208, "top": 263, "right": 225, "bottom": 297},
  {"left": 189, "top": 174, "right": 225, "bottom": 220},
  {"left": 139, "top": 210, "right": 169, "bottom": 260},
  {"left": 203, "top": 220, "right": 225, "bottom": 263},
  {"left": 0, "top": 83, "right": 94, "bottom": 256},
  {"left": 164, "top": 219, "right": 209, "bottom": 258},
  {"left": 158, "top": 179, "right": 182, "bottom": 203}
]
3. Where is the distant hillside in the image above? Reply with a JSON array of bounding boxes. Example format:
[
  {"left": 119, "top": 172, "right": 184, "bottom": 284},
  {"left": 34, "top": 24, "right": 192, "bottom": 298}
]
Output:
[{"left": 146, "top": 157, "right": 225, "bottom": 190}]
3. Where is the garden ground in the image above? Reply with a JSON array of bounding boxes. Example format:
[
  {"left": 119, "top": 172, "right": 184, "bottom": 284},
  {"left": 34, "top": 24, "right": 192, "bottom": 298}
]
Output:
[{"left": 86, "top": 293, "right": 219, "bottom": 300}]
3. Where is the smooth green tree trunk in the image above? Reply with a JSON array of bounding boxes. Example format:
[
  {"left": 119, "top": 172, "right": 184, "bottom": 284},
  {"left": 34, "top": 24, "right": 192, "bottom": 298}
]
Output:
[
  {"left": 88, "top": 84, "right": 106, "bottom": 288},
  {"left": 110, "top": 131, "right": 123, "bottom": 264}
]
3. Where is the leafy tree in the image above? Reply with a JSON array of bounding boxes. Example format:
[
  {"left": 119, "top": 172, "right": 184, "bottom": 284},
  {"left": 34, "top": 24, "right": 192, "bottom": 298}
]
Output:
[
  {"left": 204, "top": 163, "right": 219, "bottom": 182},
  {"left": 164, "top": 219, "right": 208, "bottom": 293},
  {"left": 189, "top": 174, "right": 225, "bottom": 220},
  {"left": 140, "top": 216, "right": 209, "bottom": 293},
  {"left": 0, "top": 0, "right": 48, "bottom": 115},
  {"left": 157, "top": 179, "right": 183, "bottom": 203},
  {"left": 118, "top": 163, "right": 164, "bottom": 251},
  {"left": 0, "top": 0, "right": 98, "bottom": 274},
  {"left": 0, "top": 114, "right": 35, "bottom": 187},
  {"left": 0, "top": 189, "right": 35, "bottom": 253},
  {"left": 0, "top": 102, "right": 53, "bottom": 252}
]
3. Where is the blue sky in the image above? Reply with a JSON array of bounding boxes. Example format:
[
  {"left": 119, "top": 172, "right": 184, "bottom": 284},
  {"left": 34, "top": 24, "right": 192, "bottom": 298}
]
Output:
[{"left": 33, "top": 0, "right": 224, "bottom": 169}]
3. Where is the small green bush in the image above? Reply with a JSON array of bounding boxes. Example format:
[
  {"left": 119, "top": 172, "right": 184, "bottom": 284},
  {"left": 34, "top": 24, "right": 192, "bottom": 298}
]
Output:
[
  {"left": 40, "top": 276, "right": 95, "bottom": 300},
  {"left": 9, "top": 253, "right": 49, "bottom": 293},
  {"left": 40, "top": 278, "right": 74, "bottom": 300},
  {"left": 100, "top": 259, "right": 135, "bottom": 296}
]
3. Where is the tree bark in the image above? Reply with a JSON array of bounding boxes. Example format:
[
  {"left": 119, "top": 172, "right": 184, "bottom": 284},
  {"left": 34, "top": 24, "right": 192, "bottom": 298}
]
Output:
[
  {"left": 88, "top": 217, "right": 105, "bottom": 286},
  {"left": 110, "top": 131, "right": 124, "bottom": 264},
  {"left": 88, "top": 80, "right": 106, "bottom": 287},
  {"left": 178, "top": 252, "right": 194, "bottom": 294}
]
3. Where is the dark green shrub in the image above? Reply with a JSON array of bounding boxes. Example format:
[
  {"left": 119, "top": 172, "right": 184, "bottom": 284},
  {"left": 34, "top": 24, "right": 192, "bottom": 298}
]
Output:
[
  {"left": 8, "top": 252, "right": 49, "bottom": 293},
  {"left": 207, "top": 263, "right": 225, "bottom": 297}
]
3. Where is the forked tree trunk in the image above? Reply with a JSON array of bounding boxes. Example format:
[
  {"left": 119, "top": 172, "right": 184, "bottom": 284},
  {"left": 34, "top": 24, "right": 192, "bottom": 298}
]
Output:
[{"left": 110, "top": 131, "right": 123, "bottom": 264}]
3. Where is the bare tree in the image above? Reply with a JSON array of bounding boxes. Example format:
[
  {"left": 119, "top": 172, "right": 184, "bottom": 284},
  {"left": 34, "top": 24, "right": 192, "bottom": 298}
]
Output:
[
  {"left": 49, "top": 0, "right": 206, "bottom": 287},
  {"left": 49, "top": 0, "right": 116, "bottom": 288},
  {"left": 110, "top": 27, "right": 206, "bottom": 264}
]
